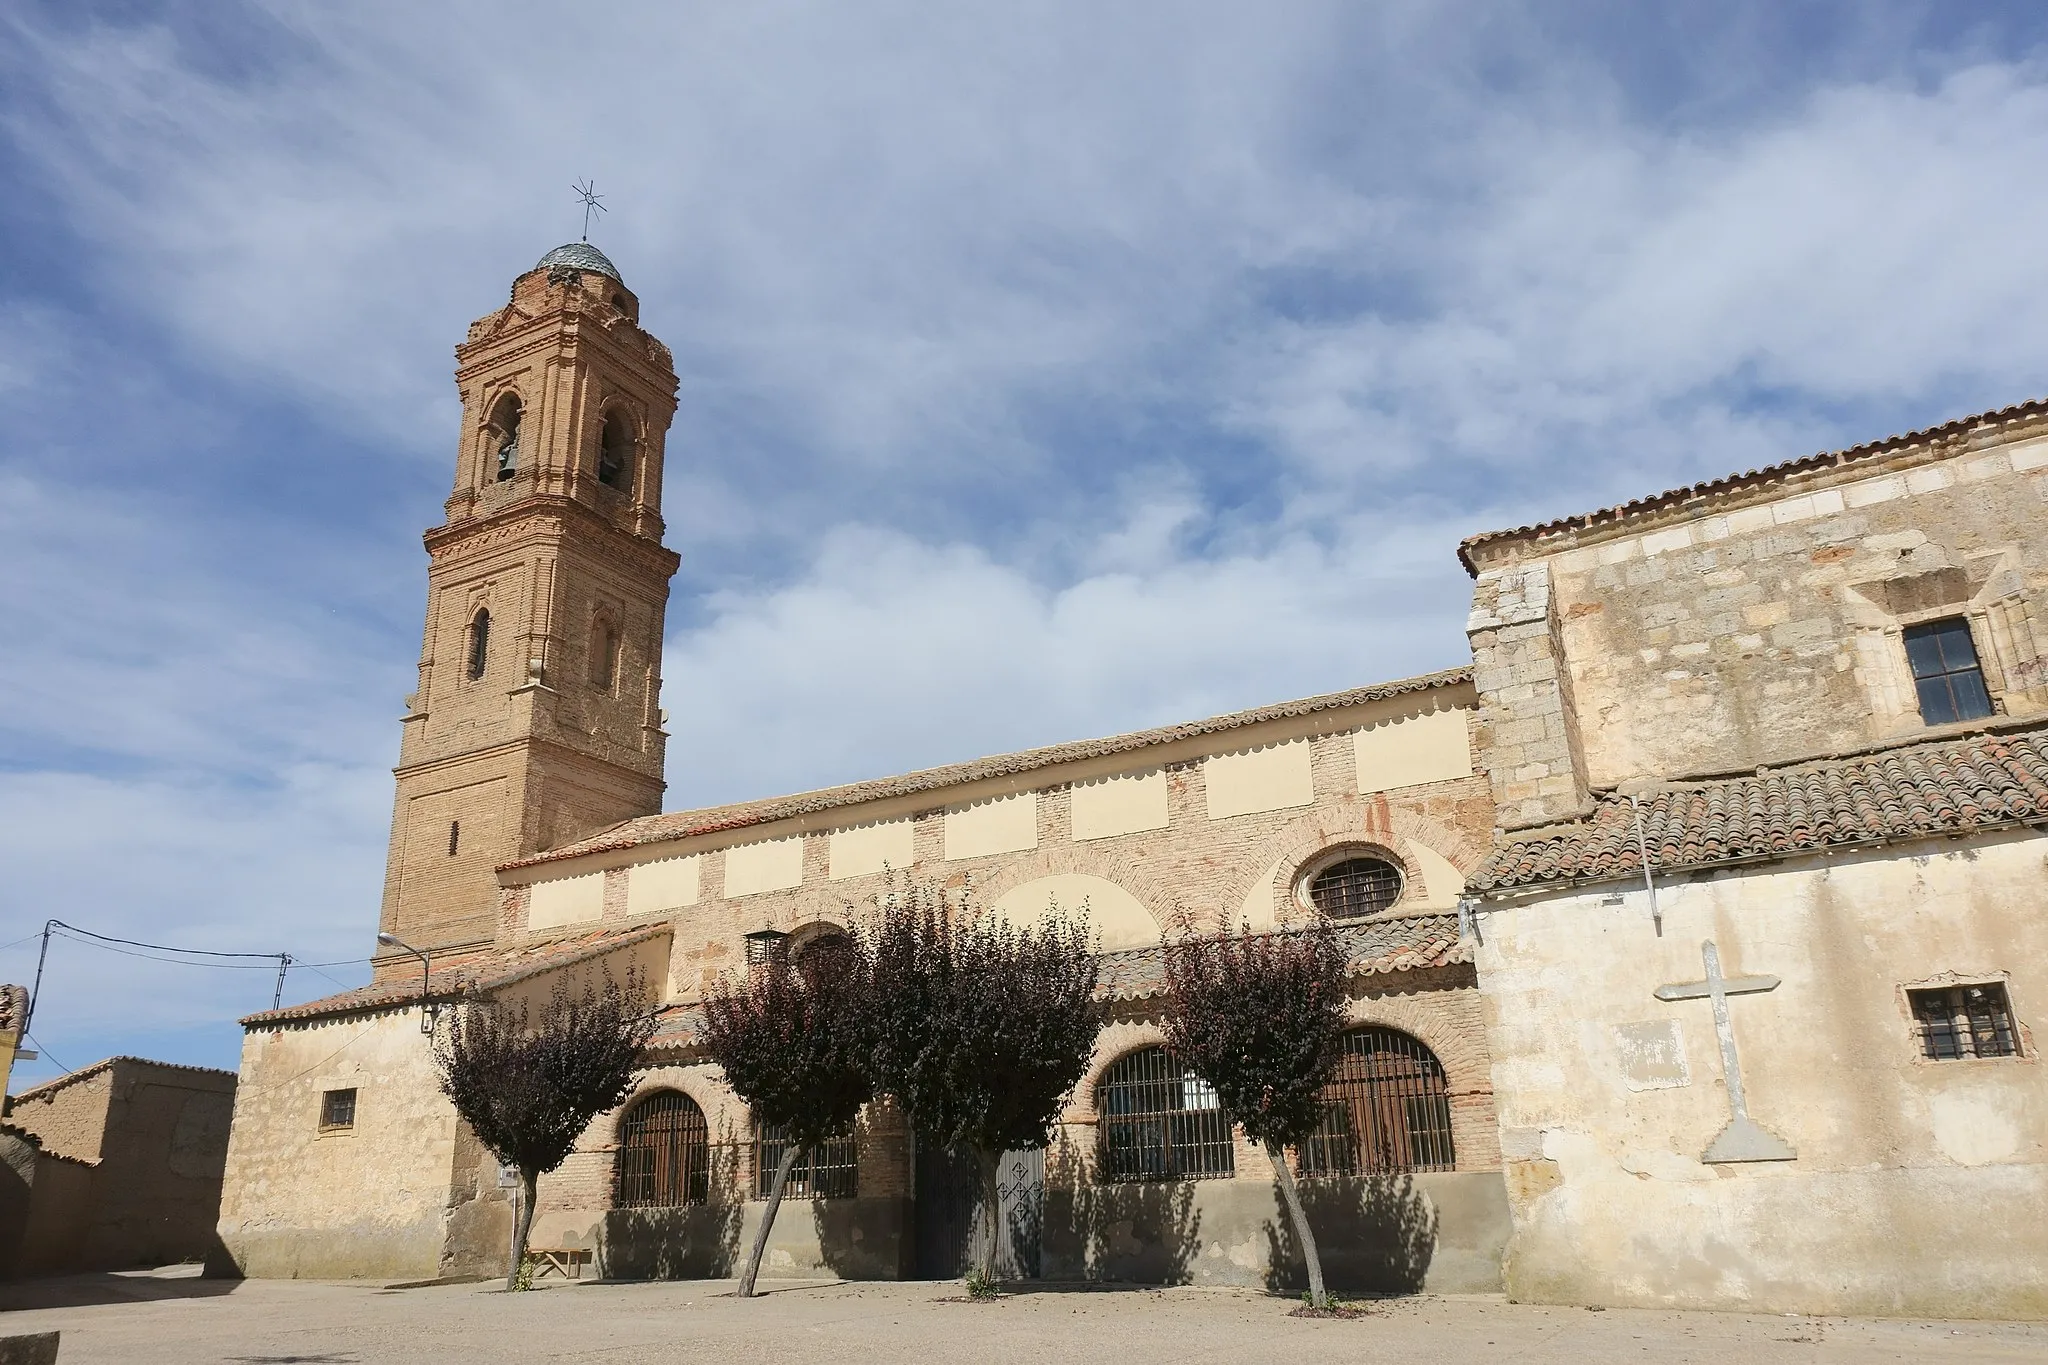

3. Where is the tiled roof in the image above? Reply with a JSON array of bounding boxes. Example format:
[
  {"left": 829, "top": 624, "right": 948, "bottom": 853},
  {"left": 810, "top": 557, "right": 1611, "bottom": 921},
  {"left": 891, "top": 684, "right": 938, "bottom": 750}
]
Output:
[
  {"left": 1470, "top": 725, "right": 2048, "bottom": 894},
  {"left": 1458, "top": 396, "right": 2047, "bottom": 573},
  {"left": 1098, "top": 914, "right": 1469, "bottom": 1002},
  {"left": 0, "top": 983, "right": 25, "bottom": 1035},
  {"left": 511, "top": 667, "right": 1473, "bottom": 870},
  {"left": 241, "top": 924, "right": 671, "bottom": 1027},
  {"left": 640, "top": 914, "right": 1468, "bottom": 1054},
  {"left": 8, "top": 1055, "right": 237, "bottom": 1104}
]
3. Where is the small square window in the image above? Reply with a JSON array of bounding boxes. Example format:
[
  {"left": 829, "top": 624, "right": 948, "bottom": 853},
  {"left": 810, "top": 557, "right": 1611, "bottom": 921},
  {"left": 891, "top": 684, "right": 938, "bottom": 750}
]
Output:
[
  {"left": 320, "top": 1087, "right": 358, "bottom": 1130},
  {"left": 1909, "top": 984, "right": 2019, "bottom": 1060},
  {"left": 1903, "top": 617, "right": 1994, "bottom": 725}
]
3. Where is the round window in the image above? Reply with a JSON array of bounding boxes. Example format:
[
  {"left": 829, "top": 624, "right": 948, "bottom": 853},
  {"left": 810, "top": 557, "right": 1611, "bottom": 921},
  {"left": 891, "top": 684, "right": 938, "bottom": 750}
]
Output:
[{"left": 1304, "top": 856, "right": 1403, "bottom": 919}]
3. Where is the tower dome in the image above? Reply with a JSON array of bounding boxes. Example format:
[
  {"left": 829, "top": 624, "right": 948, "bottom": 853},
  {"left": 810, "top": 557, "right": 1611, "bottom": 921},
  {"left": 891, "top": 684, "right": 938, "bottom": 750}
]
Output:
[{"left": 533, "top": 241, "right": 623, "bottom": 284}]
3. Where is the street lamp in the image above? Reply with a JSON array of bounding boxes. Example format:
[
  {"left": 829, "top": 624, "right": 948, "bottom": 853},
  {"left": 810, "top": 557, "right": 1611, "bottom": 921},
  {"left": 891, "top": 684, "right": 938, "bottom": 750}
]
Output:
[{"left": 377, "top": 932, "right": 436, "bottom": 1034}]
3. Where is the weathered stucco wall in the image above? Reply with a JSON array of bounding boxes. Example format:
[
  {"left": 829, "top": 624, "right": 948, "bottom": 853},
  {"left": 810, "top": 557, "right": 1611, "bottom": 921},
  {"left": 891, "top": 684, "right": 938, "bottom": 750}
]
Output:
[
  {"left": 218, "top": 1009, "right": 458, "bottom": 1281},
  {"left": 1476, "top": 830, "right": 2047, "bottom": 1318},
  {"left": 3, "top": 1060, "right": 235, "bottom": 1275}
]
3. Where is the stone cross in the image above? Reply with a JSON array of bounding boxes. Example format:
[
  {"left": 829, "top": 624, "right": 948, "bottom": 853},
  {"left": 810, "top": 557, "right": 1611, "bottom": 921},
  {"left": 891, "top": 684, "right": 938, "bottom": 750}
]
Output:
[{"left": 1655, "top": 939, "right": 1796, "bottom": 1163}]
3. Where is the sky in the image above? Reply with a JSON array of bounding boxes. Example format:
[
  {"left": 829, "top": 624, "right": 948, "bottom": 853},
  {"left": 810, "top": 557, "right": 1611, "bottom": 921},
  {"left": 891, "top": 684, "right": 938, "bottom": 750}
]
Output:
[{"left": 4, "top": 1, "right": 2048, "bottom": 1086}]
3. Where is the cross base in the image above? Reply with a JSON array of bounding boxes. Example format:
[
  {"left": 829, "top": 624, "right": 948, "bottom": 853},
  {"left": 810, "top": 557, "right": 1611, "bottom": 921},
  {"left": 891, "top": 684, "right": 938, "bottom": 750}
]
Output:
[{"left": 1702, "top": 1112, "right": 1795, "bottom": 1164}]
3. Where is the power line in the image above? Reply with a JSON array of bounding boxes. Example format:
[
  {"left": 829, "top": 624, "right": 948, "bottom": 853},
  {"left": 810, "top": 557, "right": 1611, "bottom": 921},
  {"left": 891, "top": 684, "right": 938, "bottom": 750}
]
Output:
[{"left": 24, "top": 918, "right": 378, "bottom": 1042}]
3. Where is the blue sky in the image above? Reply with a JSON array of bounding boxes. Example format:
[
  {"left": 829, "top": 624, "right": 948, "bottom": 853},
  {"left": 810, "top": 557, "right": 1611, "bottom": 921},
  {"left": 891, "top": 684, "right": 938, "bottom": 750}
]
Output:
[{"left": 5, "top": 1, "right": 2048, "bottom": 1086}]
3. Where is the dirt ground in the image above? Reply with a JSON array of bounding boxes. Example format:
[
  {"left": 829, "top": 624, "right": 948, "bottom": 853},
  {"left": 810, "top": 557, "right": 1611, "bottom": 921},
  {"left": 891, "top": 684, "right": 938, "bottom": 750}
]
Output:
[{"left": 1, "top": 1266, "right": 2043, "bottom": 1365}]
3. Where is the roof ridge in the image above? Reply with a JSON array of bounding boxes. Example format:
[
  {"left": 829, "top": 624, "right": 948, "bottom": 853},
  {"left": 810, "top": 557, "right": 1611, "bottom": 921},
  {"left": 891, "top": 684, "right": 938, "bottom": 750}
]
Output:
[
  {"left": 511, "top": 665, "right": 1474, "bottom": 870},
  {"left": 9, "top": 1054, "right": 236, "bottom": 1103},
  {"left": 240, "top": 922, "right": 671, "bottom": 1028},
  {"left": 1459, "top": 395, "right": 2048, "bottom": 573}
]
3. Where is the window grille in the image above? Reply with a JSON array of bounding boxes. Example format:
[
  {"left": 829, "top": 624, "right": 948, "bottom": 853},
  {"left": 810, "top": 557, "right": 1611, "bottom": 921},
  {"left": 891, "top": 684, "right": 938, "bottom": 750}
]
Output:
[
  {"left": 614, "top": 1091, "right": 710, "bottom": 1208},
  {"left": 754, "top": 1122, "right": 859, "bottom": 1200},
  {"left": 1096, "top": 1046, "right": 1235, "bottom": 1182},
  {"left": 1307, "top": 857, "right": 1404, "bottom": 919},
  {"left": 1904, "top": 617, "right": 1994, "bottom": 725},
  {"left": 319, "top": 1088, "right": 356, "bottom": 1131},
  {"left": 1298, "top": 1027, "right": 1455, "bottom": 1176},
  {"left": 1910, "top": 984, "right": 2019, "bottom": 1060}
]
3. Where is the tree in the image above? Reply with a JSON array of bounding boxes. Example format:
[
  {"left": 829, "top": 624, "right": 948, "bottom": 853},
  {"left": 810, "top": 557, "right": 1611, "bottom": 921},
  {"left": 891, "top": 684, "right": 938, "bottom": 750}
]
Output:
[
  {"left": 859, "top": 876, "right": 1101, "bottom": 1289},
  {"left": 433, "top": 971, "right": 656, "bottom": 1290},
  {"left": 1162, "top": 916, "right": 1350, "bottom": 1308},
  {"left": 700, "top": 934, "right": 873, "bottom": 1298}
]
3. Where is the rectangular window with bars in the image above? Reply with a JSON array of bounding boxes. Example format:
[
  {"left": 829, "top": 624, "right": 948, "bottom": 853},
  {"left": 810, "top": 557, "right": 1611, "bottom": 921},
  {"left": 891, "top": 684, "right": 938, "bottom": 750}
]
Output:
[
  {"left": 319, "top": 1087, "right": 357, "bottom": 1131},
  {"left": 1910, "top": 983, "right": 2019, "bottom": 1060},
  {"left": 755, "top": 1123, "right": 859, "bottom": 1200}
]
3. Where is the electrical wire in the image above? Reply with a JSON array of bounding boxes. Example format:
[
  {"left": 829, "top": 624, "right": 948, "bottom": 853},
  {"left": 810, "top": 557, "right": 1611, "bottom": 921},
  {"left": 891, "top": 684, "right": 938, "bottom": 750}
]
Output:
[{"left": 21, "top": 1031, "right": 70, "bottom": 1078}]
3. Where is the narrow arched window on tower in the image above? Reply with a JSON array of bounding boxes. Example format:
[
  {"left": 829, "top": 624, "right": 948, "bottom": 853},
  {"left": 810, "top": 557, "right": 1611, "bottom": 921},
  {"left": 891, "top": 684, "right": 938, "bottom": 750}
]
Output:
[
  {"left": 597, "top": 410, "right": 634, "bottom": 491},
  {"left": 590, "top": 618, "right": 619, "bottom": 692},
  {"left": 491, "top": 396, "right": 522, "bottom": 482},
  {"left": 466, "top": 609, "right": 491, "bottom": 681}
]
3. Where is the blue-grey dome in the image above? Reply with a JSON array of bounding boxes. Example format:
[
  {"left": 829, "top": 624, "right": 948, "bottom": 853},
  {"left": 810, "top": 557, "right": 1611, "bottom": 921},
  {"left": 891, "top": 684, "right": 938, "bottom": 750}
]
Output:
[{"left": 533, "top": 241, "right": 623, "bottom": 284}]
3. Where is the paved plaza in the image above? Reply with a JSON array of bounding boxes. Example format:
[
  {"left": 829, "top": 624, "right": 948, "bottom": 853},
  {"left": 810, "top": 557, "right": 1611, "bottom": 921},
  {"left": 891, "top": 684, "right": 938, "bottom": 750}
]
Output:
[{"left": 1, "top": 1267, "right": 2043, "bottom": 1365}]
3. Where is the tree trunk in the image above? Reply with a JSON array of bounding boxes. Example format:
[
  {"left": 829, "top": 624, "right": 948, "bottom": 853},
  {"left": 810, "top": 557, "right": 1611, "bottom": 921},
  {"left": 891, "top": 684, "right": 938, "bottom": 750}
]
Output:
[
  {"left": 1269, "top": 1143, "right": 1327, "bottom": 1309},
  {"left": 975, "top": 1147, "right": 1003, "bottom": 1288},
  {"left": 508, "top": 1168, "right": 538, "bottom": 1292},
  {"left": 738, "top": 1141, "right": 806, "bottom": 1298}
]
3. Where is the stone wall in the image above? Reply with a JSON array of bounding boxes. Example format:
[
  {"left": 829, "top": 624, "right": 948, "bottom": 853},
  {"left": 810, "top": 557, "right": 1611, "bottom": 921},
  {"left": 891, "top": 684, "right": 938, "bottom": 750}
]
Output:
[
  {"left": 1469, "top": 421, "right": 2048, "bottom": 812},
  {"left": 217, "top": 1010, "right": 459, "bottom": 1281},
  {"left": 1474, "top": 830, "right": 2048, "bottom": 1319},
  {"left": 2, "top": 1060, "right": 235, "bottom": 1275}
]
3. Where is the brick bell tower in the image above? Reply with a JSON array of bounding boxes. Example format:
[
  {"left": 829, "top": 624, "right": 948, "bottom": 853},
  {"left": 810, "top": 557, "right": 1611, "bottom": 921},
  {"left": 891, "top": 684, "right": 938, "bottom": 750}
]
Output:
[{"left": 376, "top": 242, "right": 679, "bottom": 966}]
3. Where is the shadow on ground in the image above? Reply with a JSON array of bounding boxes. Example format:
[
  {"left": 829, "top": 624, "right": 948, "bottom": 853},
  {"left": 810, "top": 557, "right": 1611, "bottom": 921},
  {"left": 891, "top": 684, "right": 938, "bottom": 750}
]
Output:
[{"left": 0, "top": 1264, "right": 243, "bottom": 1312}]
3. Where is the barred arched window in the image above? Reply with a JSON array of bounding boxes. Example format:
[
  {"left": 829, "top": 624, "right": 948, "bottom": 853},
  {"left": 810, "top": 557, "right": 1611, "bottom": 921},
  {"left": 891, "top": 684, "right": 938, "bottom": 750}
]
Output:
[
  {"left": 614, "top": 1091, "right": 709, "bottom": 1208},
  {"left": 1095, "top": 1046, "right": 1234, "bottom": 1182},
  {"left": 465, "top": 609, "right": 491, "bottom": 681},
  {"left": 1299, "top": 1027, "right": 1454, "bottom": 1176},
  {"left": 754, "top": 1121, "right": 858, "bottom": 1199}
]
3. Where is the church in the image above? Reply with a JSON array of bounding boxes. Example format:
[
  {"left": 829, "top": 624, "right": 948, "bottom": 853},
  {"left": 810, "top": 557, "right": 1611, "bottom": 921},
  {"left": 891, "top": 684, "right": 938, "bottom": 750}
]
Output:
[{"left": 214, "top": 242, "right": 2048, "bottom": 1317}]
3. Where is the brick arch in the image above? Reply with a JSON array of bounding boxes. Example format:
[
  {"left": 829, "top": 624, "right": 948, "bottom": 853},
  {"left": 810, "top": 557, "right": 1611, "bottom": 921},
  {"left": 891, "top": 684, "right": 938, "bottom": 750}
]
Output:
[
  {"left": 1221, "top": 795, "right": 1487, "bottom": 930},
  {"left": 1338, "top": 995, "right": 1488, "bottom": 1100},
  {"left": 961, "top": 842, "right": 1178, "bottom": 938},
  {"left": 1065, "top": 1018, "right": 1170, "bottom": 1124}
]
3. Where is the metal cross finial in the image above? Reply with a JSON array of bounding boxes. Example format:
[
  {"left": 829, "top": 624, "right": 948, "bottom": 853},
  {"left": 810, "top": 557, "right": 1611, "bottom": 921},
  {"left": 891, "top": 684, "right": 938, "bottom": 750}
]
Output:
[{"left": 572, "top": 178, "right": 607, "bottom": 241}]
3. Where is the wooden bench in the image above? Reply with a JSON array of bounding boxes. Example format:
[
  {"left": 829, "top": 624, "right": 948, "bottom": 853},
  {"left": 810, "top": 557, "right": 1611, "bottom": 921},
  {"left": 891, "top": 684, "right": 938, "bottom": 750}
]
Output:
[{"left": 527, "top": 1246, "right": 591, "bottom": 1281}]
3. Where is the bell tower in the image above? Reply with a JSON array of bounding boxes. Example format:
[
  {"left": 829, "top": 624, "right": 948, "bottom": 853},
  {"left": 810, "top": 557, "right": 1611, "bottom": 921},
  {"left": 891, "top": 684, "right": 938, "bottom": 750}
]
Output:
[{"left": 376, "top": 242, "right": 679, "bottom": 962}]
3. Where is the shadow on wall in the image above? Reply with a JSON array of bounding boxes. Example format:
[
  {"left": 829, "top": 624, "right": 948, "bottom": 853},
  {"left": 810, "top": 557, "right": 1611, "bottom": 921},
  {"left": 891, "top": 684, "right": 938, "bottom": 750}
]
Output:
[
  {"left": 1263, "top": 1173, "right": 1437, "bottom": 1297},
  {"left": 812, "top": 1197, "right": 913, "bottom": 1280},
  {"left": 602, "top": 1195, "right": 743, "bottom": 1281},
  {"left": 1043, "top": 1144, "right": 1203, "bottom": 1285}
]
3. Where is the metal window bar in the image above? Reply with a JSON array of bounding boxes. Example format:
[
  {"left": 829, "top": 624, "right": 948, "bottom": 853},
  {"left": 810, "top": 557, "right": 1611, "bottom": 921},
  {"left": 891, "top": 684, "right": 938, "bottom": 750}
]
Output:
[
  {"left": 1903, "top": 618, "right": 1994, "bottom": 724},
  {"left": 754, "top": 1123, "right": 859, "bottom": 1200},
  {"left": 614, "top": 1092, "right": 710, "bottom": 1208},
  {"left": 1308, "top": 858, "right": 1404, "bottom": 920},
  {"left": 1912, "top": 985, "right": 2019, "bottom": 1060},
  {"left": 1096, "top": 1046, "right": 1236, "bottom": 1182},
  {"left": 1298, "top": 1027, "right": 1456, "bottom": 1176},
  {"left": 319, "top": 1088, "right": 356, "bottom": 1130}
]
